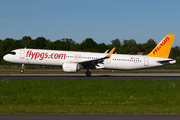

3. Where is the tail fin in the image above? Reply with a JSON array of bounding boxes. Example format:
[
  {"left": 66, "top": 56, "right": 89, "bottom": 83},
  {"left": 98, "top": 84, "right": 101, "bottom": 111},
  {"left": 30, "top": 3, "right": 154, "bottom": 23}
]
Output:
[{"left": 146, "top": 34, "right": 175, "bottom": 58}]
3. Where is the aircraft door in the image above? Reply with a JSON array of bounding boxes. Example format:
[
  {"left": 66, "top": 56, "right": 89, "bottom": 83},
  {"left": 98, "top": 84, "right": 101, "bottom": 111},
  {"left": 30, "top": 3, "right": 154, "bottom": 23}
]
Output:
[
  {"left": 144, "top": 57, "right": 149, "bottom": 66},
  {"left": 20, "top": 50, "right": 25, "bottom": 59}
]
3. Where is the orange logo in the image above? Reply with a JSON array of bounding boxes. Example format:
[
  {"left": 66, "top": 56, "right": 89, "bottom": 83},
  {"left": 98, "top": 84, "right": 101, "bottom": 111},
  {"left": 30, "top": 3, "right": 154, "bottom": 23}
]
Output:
[{"left": 153, "top": 37, "right": 170, "bottom": 55}]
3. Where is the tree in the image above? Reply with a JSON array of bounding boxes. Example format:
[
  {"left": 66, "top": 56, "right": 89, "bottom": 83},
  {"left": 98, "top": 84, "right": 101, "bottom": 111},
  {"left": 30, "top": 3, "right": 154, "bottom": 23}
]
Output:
[
  {"left": 137, "top": 43, "right": 145, "bottom": 53},
  {"left": 54, "top": 40, "right": 63, "bottom": 50},
  {"left": 144, "top": 39, "right": 157, "bottom": 55},
  {"left": 44, "top": 39, "right": 52, "bottom": 50},
  {"left": 170, "top": 46, "right": 180, "bottom": 58},
  {"left": 174, "top": 46, "right": 180, "bottom": 57},
  {"left": 97, "top": 43, "right": 108, "bottom": 53},
  {"left": 3, "top": 38, "right": 16, "bottom": 54},
  {"left": 33, "top": 37, "right": 48, "bottom": 49},
  {"left": 80, "top": 38, "right": 97, "bottom": 51},
  {"left": 169, "top": 47, "right": 176, "bottom": 58},
  {"left": 21, "top": 36, "right": 32, "bottom": 48},
  {"left": 111, "top": 39, "right": 121, "bottom": 47},
  {"left": 15, "top": 40, "right": 23, "bottom": 49},
  {"left": 111, "top": 39, "right": 121, "bottom": 53},
  {"left": 0, "top": 40, "right": 4, "bottom": 61},
  {"left": 121, "top": 39, "right": 138, "bottom": 54},
  {"left": 59, "top": 38, "right": 76, "bottom": 50}
]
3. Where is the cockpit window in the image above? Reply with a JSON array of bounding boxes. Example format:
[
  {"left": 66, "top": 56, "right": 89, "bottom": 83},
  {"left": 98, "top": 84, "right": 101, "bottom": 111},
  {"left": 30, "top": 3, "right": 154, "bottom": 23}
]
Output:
[{"left": 9, "top": 52, "right": 16, "bottom": 55}]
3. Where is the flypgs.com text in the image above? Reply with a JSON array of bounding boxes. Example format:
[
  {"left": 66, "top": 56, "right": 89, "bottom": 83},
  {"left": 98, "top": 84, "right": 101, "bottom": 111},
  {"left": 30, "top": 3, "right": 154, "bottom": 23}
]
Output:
[{"left": 26, "top": 50, "right": 66, "bottom": 60}]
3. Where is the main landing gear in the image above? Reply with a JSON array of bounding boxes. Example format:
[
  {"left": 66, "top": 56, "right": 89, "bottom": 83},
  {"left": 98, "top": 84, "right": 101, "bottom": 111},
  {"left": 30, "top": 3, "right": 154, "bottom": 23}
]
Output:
[
  {"left": 86, "top": 71, "right": 91, "bottom": 77},
  {"left": 20, "top": 64, "right": 24, "bottom": 73}
]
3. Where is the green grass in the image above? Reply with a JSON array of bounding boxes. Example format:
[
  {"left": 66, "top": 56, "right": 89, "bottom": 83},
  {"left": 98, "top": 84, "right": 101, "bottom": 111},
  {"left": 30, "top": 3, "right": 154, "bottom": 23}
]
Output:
[{"left": 0, "top": 80, "right": 180, "bottom": 113}]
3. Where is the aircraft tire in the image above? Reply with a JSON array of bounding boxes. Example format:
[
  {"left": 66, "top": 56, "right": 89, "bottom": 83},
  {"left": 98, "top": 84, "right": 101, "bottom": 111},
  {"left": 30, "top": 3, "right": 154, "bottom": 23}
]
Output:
[
  {"left": 86, "top": 71, "right": 91, "bottom": 77},
  {"left": 20, "top": 69, "right": 24, "bottom": 73}
]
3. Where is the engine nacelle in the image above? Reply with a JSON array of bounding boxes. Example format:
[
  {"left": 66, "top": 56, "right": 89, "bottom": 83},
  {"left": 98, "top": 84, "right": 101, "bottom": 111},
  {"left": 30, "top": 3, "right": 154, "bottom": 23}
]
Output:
[{"left": 62, "top": 62, "right": 81, "bottom": 72}]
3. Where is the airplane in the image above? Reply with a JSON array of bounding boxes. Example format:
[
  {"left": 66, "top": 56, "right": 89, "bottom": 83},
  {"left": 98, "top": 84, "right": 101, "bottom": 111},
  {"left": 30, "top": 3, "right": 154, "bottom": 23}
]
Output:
[{"left": 3, "top": 34, "right": 176, "bottom": 76}]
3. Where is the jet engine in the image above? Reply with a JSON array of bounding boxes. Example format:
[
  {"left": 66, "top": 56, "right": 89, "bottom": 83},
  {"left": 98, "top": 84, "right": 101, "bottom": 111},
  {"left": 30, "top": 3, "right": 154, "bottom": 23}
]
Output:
[{"left": 62, "top": 62, "right": 82, "bottom": 72}]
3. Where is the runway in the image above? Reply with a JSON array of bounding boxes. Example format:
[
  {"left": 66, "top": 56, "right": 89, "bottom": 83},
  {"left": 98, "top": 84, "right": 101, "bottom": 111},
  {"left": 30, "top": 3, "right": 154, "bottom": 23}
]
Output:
[
  {"left": 0, "top": 73, "right": 180, "bottom": 80},
  {"left": 1, "top": 114, "right": 180, "bottom": 120}
]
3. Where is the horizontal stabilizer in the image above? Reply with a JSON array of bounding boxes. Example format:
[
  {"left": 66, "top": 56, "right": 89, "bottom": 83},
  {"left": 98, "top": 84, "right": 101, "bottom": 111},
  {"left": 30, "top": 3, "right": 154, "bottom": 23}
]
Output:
[{"left": 157, "top": 59, "right": 176, "bottom": 65}]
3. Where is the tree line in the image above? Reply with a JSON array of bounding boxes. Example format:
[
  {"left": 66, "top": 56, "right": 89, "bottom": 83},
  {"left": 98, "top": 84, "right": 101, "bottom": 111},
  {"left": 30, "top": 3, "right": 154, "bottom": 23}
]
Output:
[{"left": 0, "top": 36, "right": 179, "bottom": 65}]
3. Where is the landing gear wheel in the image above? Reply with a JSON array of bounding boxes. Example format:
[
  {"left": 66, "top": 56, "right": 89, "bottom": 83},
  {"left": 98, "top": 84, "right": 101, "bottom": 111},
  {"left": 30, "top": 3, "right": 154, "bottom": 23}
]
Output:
[
  {"left": 86, "top": 71, "right": 91, "bottom": 77},
  {"left": 20, "top": 64, "right": 24, "bottom": 73},
  {"left": 20, "top": 69, "right": 24, "bottom": 73}
]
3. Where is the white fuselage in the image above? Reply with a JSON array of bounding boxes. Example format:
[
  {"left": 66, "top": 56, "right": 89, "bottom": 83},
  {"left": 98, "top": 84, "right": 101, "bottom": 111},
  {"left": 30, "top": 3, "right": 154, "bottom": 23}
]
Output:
[{"left": 3, "top": 48, "right": 176, "bottom": 71}]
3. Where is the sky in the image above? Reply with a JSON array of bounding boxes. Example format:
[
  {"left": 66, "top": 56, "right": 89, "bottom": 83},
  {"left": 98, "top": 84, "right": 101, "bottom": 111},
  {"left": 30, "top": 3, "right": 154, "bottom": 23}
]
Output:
[{"left": 0, "top": 0, "right": 180, "bottom": 46}]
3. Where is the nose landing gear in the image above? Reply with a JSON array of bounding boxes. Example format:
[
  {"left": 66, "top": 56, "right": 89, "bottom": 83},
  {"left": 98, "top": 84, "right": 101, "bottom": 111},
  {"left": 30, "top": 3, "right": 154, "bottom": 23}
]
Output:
[{"left": 20, "top": 64, "right": 24, "bottom": 73}]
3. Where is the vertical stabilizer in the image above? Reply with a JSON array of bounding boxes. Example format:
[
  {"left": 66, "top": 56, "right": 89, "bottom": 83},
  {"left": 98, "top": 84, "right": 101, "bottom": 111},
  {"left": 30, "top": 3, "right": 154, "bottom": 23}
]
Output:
[{"left": 146, "top": 34, "right": 175, "bottom": 58}]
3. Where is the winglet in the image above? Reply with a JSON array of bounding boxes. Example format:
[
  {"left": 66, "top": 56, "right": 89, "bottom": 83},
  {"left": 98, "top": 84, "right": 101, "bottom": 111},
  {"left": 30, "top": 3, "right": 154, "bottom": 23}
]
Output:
[
  {"left": 107, "top": 47, "right": 116, "bottom": 57},
  {"left": 104, "top": 49, "right": 109, "bottom": 54},
  {"left": 146, "top": 34, "right": 175, "bottom": 58}
]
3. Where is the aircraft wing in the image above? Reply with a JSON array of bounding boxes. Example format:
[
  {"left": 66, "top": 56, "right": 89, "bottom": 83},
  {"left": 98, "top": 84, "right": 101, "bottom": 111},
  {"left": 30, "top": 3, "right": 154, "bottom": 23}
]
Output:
[
  {"left": 78, "top": 47, "right": 115, "bottom": 69},
  {"left": 104, "top": 49, "right": 109, "bottom": 53}
]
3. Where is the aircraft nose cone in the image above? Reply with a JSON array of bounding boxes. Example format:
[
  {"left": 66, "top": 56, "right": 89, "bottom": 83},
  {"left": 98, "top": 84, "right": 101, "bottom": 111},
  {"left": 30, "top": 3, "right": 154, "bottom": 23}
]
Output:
[{"left": 3, "top": 55, "right": 8, "bottom": 61}]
